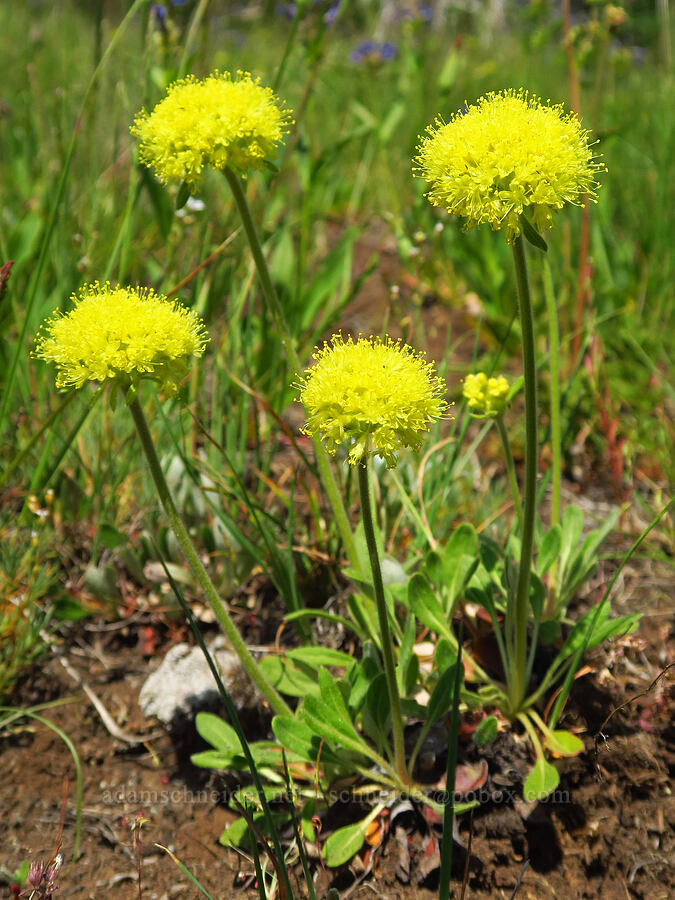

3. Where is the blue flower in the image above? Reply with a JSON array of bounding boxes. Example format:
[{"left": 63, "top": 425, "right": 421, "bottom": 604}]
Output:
[
  {"left": 151, "top": 4, "right": 167, "bottom": 27},
  {"left": 350, "top": 40, "right": 398, "bottom": 64}
]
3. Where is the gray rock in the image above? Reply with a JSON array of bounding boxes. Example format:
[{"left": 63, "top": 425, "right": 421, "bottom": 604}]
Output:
[{"left": 139, "top": 637, "right": 259, "bottom": 728}]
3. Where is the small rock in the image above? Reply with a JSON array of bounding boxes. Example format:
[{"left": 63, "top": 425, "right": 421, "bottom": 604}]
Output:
[{"left": 139, "top": 637, "right": 259, "bottom": 728}]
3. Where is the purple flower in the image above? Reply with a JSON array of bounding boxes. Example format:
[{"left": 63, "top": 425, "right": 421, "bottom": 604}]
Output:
[
  {"left": 324, "top": 0, "right": 341, "bottom": 24},
  {"left": 151, "top": 3, "right": 167, "bottom": 26},
  {"left": 276, "top": 0, "right": 340, "bottom": 24},
  {"left": 350, "top": 40, "right": 398, "bottom": 64}
]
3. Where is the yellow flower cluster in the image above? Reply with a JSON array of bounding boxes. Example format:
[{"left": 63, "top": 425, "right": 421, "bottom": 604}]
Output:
[
  {"left": 298, "top": 334, "right": 447, "bottom": 467},
  {"left": 462, "top": 372, "right": 510, "bottom": 418},
  {"left": 414, "top": 90, "right": 600, "bottom": 242},
  {"left": 131, "top": 71, "right": 292, "bottom": 188},
  {"left": 34, "top": 283, "right": 208, "bottom": 395}
]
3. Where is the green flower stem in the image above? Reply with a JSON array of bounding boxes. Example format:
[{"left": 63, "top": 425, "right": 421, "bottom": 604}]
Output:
[
  {"left": 495, "top": 414, "right": 524, "bottom": 534},
  {"left": 223, "top": 166, "right": 362, "bottom": 577},
  {"left": 510, "top": 235, "right": 538, "bottom": 714},
  {"left": 357, "top": 459, "right": 408, "bottom": 784},
  {"left": 517, "top": 710, "right": 545, "bottom": 761},
  {"left": 543, "top": 260, "right": 561, "bottom": 607},
  {"left": 127, "top": 394, "right": 292, "bottom": 718}
]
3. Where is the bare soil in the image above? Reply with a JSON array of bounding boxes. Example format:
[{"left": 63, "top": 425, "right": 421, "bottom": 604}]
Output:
[{"left": 1, "top": 572, "right": 672, "bottom": 900}]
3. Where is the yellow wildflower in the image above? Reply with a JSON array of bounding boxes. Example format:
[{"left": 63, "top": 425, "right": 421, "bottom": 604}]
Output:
[
  {"left": 34, "top": 283, "right": 207, "bottom": 395},
  {"left": 297, "top": 334, "right": 447, "bottom": 467},
  {"left": 414, "top": 89, "right": 601, "bottom": 242},
  {"left": 462, "top": 372, "right": 510, "bottom": 418},
  {"left": 131, "top": 71, "right": 292, "bottom": 188}
]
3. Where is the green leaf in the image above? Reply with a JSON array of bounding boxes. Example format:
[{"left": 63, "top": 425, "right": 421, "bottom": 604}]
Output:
[
  {"left": 347, "top": 644, "right": 380, "bottom": 713},
  {"left": 286, "top": 647, "right": 353, "bottom": 668},
  {"left": 442, "top": 523, "right": 479, "bottom": 611},
  {"left": 398, "top": 614, "right": 417, "bottom": 695},
  {"left": 435, "top": 638, "right": 457, "bottom": 673},
  {"left": 424, "top": 549, "right": 443, "bottom": 588},
  {"left": 558, "top": 505, "right": 585, "bottom": 576},
  {"left": 191, "top": 749, "right": 241, "bottom": 770},
  {"left": 408, "top": 573, "right": 452, "bottom": 639},
  {"left": 301, "top": 797, "right": 316, "bottom": 841},
  {"left": 426, "top": 664, "right": 458, "bottom": 727},
  {"left": 322, "top": 818, "right": 370, "bottom": 868},
  {"left": 538, "top": 525, "right": 561, "bottom": 574},
  {"left": 98, "top": 521, "right": 127, "bottom": 550},
  {"left": 364, "top": 672, "right": 391, "bottom": 747},
  {"left": 558, "top": 599, "right": 610, "bottom": 660},
  {"left": 195, "top": 712, "right": 242, "bottom": 756},
  {"left": 302, "top": 702, "right": 369, "bottom": 759},
  {"left": 52, "top": 595, "right": 90, "bottom": 622},
  {"left": 301, "top": 670, "right": 371, "bottom": 759},
  {"left": 259, "top": 655, "right": 321, "bottom": 698},
  {"left": 474, "top": 715, "right": 498, "bottom": 747},
  {"left": 523, "top": 757, "right": 559, "bottom": 802},
  {"left": 175, "top": 180, "right": 190, "bottom": 210},
  {"left": 518, "top": 213, "right": 548, "bottom": 252},
  {"left": 219, "top": 816, "right": 250, "bottom": 848},
  {"left": 272, "top": 715, "right": 338, "bottom": 765},
  {"left": 545, "top": 729, "right": 584, "bottom": 757},
  {"left": 539, "top": 619, "right": 561, "bottom": 644}
]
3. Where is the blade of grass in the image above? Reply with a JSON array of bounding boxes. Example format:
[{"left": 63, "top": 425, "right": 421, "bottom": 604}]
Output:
[
  {"left": 154, "top": 844, "right": 217, "bottom": 900},
  {"left": 0, "top": 707, "right": 82, "bottom": 864},
  {"left": 548, "top": 495, "right": 674, "bottom": 727},
  {"left": 438, "top": 629, "right": 463, "bottom": 900}
]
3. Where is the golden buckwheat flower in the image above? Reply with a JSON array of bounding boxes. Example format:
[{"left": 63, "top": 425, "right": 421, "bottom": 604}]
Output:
[
  {"left": 34, "top": 283, "right": 208, "bottom": 395},
  {"left": 131, "top": 71, "right": 292, "bottom": 188},
  {"left": 414, "top": 89, "right": 601, "bottom": 242},
  {"left": 297, "top": 334, "right": 447, "bottom": 467},
  {"left": 462, "top": 372, "right": 510, "bottom": 418}
]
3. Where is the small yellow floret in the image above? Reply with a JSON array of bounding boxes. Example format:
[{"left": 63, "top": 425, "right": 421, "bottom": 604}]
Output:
[
  {"left": 462, "top": 372, "right": 510, "bottom": 418},
  {"left": 297, "top": 334, "right": 447, "bottom": 467},
  {"left": 131, "top": 70, "right": 292, "bottom": 188},
  {"left": 34, "top": 283, "right": 208, "bottom": 395},
  {"left": 414, "top": 89, "right": 601, "bottom": 242}
]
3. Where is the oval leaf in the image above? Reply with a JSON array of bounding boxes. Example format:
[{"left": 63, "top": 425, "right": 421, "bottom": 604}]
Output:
[
  {"left": 195, "top": 712, "right": 242, "bottom": 755},
  {"left": 322, "top": 820, "right": 368, "bottom": 868},
  {"left": 408, "top": 573, "right": 451, "bottom": 639},
  {"left": 545, "top": 729, "right": 584, "bottom": 757},
  {"left": 523, "top": 758, "right": 559, "bottom": 802},
  {"left": 474, "top": 715, "right": 499, "bottom": 748}
]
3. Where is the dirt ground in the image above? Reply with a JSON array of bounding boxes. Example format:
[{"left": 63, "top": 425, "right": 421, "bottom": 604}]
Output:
[{"left": 1, "top": 554, "right": 672, "bottom": 900}]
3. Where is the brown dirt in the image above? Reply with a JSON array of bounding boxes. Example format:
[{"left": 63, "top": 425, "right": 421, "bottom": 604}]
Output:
[{"left": 1, "top": 583, "right": 672, "bottom": 900}]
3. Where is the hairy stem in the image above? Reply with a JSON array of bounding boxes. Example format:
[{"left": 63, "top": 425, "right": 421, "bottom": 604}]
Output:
[
  {"left": 357, "top": 459, "right": 407, "bottom": 783},
  {"left": 128, "top": 394, "right": 292, "bottom": 718},
  {"left": 223, "top": 167, "right": 361, "bottom": 576},
  {"left": 510, "top": 236, "right": 538, "bottom": 713},
  {"left": 495, "top": 414, "right": 524, "bottom": 534}
]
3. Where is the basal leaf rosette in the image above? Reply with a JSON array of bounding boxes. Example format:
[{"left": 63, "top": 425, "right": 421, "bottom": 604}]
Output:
[
  {"left": 297, "top": 334, "right": 447, "bottom": 467},
  {"left": 462, "top": 372, "right": 510, "bottom": 418},
  {"left": 131, "top": 70, "right": 293, "bottom": 188},
  {"left": 414, "top": 89, "right": 601, "bottom": 242},
  {"left": 34, "top": 283, "right": 208, "bottom": 395}
]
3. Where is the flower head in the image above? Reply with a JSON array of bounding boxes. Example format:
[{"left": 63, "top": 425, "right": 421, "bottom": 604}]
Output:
[
  {"left": 462, "top": 372, "right": 510, "bottom": 418},
  {"left": 131, "top": 71, "right": 292, "bottom": 188},
  {"left": 297, "top": 334, "right": 447, "bottom": 467},
  {"left": 414, "top": 89, "right": 601, "bottom": 242},
  {"left": 34, "top": 283, "right": 208, "bottom": 395}
]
